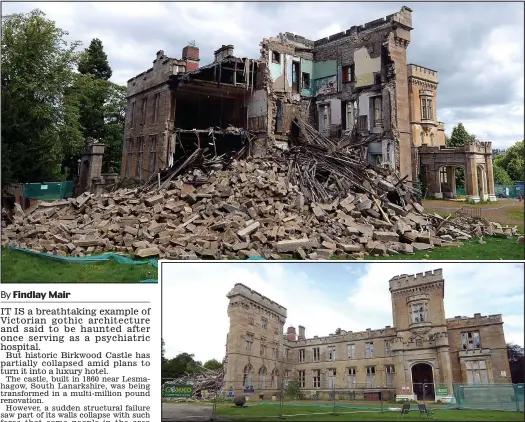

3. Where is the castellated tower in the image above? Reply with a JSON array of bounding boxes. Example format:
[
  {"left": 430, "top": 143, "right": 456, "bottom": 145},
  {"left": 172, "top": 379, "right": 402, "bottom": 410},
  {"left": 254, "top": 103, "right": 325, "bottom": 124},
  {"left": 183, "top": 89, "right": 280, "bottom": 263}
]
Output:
[
  {"left": 388, "top": 269, "right": 453, "bottom": 401},
  {"left": 389, "top": 268, "right": 446, "bottom": 332},
  {"left": 225, "top": 284, "right": 287, "bottom": 398}
]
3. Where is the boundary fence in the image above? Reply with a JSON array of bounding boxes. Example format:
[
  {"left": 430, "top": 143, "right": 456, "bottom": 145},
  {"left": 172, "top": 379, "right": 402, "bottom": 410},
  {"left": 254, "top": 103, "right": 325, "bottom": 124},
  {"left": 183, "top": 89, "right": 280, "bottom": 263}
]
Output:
[
  {"left": 453, "top": 383, "right": 524, "bottom": 412},
  {"left": 161, "top": 378, "right": 525, "bottom": 419}
]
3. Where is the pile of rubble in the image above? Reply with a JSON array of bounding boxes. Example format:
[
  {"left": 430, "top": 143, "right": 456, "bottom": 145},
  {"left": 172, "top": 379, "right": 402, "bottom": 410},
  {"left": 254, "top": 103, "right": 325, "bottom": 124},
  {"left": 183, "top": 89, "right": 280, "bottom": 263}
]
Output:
[
  {"left": 164, "top": 368, "right": 223, "bottom": 402},
  {"left": 3, "top": 120, "right": 518, "bottom": 259},
  {"left": 3, "top": 164, "right": 516, "bottom": 260}
]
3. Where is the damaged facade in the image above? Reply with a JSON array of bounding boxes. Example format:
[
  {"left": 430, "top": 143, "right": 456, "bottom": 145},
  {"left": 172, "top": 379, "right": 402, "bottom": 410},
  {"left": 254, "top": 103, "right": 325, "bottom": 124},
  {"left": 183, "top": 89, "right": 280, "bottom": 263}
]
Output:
[
  {"left": 121, "top": 43, "right": 260, "bottom": 184},
  {"left": 224, "top": 269, "right": 511, "bottom": 403},
  {"left": 122, "top": 5, "right": 495, "bottom": 202}
]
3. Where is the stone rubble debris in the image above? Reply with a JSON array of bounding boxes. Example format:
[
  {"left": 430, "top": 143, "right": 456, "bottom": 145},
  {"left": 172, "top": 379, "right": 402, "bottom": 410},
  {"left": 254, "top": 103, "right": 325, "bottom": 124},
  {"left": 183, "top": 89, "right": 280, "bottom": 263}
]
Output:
[{"left": 3, "top": 123, "right": 518, "bottom": 260}]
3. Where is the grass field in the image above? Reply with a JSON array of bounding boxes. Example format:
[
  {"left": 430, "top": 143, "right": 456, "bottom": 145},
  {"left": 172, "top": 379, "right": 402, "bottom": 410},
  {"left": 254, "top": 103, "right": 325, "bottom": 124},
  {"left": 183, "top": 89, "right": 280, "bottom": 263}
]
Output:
[
  {"left": 367, "top": 236, "right": 524, "bottom": 260},
  {"left": 215, "top": 403, "right": 524, "bottom": 421},
  {"left": 422, "top": 198, "right": 525, "bottom": 233},
  {"left": 1, "top": 248, "right": 157, "bottom": 282}
]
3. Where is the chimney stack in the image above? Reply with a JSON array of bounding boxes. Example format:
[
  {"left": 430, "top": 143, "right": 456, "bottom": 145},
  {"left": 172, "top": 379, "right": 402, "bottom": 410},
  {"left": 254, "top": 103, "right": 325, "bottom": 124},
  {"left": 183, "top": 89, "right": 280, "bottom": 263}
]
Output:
[
  {"left": 214, "top": 44, "right": 234, "bottom": 62},
  {"left": 298, "top": 325, "right": 305, "bottom": 340},
  {"left": 286, "top": 326, "right": 297, "bottom": 342},
  {"left": 182, "top": 41, "right": 200, "bottom": 72}
]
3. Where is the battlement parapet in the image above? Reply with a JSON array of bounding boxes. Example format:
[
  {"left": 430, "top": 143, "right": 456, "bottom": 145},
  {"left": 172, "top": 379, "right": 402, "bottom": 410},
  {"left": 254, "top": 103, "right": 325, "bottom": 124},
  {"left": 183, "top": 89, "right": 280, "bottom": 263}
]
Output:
[
  {"left": 446, "top": 313, "right": 503, "bottom": 328},
  {"left": 314, "top": 6, "right": 412, "bottom": 47},
  {"left": 408, "top": 64, "right": 439, "bottom": 83},
  {"left": 289, "top": 326, "right": 396, "bottom": 346},
  {"left": 389, "top": 269, "right": 443, "bottom": 292},
  {"left": 227, "top": 283, "right": 287, "bottom": 318}
]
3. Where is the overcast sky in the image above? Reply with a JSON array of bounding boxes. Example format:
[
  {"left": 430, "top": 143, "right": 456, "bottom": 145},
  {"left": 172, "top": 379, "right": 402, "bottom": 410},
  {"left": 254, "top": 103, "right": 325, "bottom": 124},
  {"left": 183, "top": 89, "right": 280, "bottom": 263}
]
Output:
[
  {"left": 3, "top": 2, "right": 523, "bottom": 148},
  {"left": 162, "top": 262, "right": 524, "bottom": 363}
]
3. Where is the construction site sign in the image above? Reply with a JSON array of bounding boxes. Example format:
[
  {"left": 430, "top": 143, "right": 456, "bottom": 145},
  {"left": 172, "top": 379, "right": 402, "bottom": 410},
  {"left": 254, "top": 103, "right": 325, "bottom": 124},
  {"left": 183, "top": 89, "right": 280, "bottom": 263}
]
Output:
[{"left": 163, "top": 384, "right": 194, "bottom": 398}]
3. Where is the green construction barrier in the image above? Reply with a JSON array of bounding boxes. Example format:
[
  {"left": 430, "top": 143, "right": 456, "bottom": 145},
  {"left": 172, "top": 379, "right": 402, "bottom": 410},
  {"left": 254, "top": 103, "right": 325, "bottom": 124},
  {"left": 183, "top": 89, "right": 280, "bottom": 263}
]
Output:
[
  {"left": 6, "top": 246, "right": 158, "bottom": 283},
  {"left": 453, "top": 383, "right": 523, "bottom": 412},
  {"left": 24, "top": 181, "right": 75, "bottom": 201}
]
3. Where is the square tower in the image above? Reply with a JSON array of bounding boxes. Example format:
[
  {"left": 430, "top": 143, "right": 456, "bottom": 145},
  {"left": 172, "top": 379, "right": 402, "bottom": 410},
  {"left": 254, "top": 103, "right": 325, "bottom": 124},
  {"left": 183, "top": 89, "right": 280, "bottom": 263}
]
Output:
[
  {"left": 225, "top": 284, "right": 287, "bottom": 397},
  {"left": 389, "top": 269, "right": 445, "bottom": 332}
]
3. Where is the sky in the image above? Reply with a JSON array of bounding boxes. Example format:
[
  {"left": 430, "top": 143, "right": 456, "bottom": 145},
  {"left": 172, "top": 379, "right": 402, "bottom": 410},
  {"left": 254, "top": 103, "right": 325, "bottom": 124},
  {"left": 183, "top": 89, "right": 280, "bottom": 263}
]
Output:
[
  {"left": 161, "top": 262, "right": 524, "bottom": 363},
  {"left": 3, "top": 1, "right": 524, "bottom": 149}
]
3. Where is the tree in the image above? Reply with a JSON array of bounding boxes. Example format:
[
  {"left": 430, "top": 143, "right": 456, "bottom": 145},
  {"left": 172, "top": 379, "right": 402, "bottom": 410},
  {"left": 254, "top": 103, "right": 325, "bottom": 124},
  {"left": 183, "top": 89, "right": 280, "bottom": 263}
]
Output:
[
  {"left": 203, "top": 359, "right": 223, "bottom": 371},
  {"left": 447, "top": 123, "right": 476, "bottom": 148},
  {"left": 101, "top": 82, "right": 126, "bottom": 174},
  {"left": 496, "top": 141, "right": 524, "bottom": 182},
  {"left": 493, "top": 162, "right": 513, "bottom": 185},
  {"left": 78, "top": 38, "right": 112, "bottom": 80},
  {"left": 162, "top": 338, "right": 167, "bottom": 365},
  {"left": 446, "top": 123, "right": 478, "bottom": 189},
  {"left": 1, "top": 9, "right": 82, "bottom": 184},
  {"left": 507, "top": 343, "right": 524, "bottom": 384},
  {"left": 76, "top": 38, "right": 112, "bottom": 143}
]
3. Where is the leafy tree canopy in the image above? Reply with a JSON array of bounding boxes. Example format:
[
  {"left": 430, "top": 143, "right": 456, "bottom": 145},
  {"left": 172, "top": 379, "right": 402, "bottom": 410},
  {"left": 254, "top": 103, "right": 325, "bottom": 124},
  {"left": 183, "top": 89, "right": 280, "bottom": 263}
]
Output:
[
  {"left": 495, "top": 141, "right": 524, "bottom": 182},
  {"left": 1, "top": 9, "right": 82, "bottom": 184},
  {"left": 78, "top": 38, "right": 112, "bottom": 80}
]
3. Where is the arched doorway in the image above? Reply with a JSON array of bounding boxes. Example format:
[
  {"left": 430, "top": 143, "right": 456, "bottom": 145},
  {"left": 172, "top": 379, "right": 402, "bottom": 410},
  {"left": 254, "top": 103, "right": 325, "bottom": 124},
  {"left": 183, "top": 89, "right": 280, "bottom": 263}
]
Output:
[{"left": 411, "top": 363, "right": 435, "bottom": 401}]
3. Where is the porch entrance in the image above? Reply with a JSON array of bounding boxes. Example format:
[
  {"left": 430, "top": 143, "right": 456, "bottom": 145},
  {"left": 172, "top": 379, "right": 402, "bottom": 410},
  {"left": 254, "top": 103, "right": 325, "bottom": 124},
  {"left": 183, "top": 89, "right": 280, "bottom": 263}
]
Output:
[{"left": 412, "top": 363, "right": 435, "bottom": 401}]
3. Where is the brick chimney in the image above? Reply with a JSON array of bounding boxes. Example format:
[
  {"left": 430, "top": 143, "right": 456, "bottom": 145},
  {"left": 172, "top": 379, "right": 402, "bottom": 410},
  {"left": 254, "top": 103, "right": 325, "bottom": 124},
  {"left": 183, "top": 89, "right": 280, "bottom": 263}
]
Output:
[
  {"left": 286, "top": 326, "right": 297, "bottom": 341},
  {"left": 182, "top": 41, "right": 199, "bottom": 72}
]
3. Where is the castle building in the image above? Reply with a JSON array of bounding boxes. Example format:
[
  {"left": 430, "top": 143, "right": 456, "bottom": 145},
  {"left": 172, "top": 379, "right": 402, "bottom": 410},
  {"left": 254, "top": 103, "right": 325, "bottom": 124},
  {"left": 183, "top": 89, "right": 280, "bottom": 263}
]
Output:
[
  {"left": 122, "top": 6, "right": 495, "bottom": 203},
  {"left": 224, "top": 269, "right": 511, "bottom": 402}
]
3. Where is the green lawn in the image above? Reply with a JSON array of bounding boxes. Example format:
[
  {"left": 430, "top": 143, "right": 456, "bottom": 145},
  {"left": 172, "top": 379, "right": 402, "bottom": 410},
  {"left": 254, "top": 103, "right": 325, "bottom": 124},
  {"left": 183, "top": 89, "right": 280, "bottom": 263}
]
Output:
[
  {"left": 1, "top": 248, "right": 157, "bottom": 282},
  {"left": 366, "top": 236, "right": 524, "bottom": 261},
  {"left": 216, "top": 404, "right": 523, "bottom": 421}
]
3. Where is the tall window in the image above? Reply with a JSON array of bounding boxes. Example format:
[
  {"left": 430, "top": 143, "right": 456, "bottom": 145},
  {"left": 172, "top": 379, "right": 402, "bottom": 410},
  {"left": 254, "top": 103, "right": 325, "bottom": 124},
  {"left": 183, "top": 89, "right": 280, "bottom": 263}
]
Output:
[
  {"left": 243, "top": 364, "right": 253, "bottom": 387},
  {"left": 365, "top": 342, "right": 374, "bottom": 358},
  {"left": 130, "top": 101, "right": 136, "bottom": 128},
  {"left": 461, "top": 332, "right": 481, "bottom": 350},
  {"left": 149, "top": 134, "right": 157, "bottom": 175},
  {"left": 328, "top": 368, "right": 337, "bottom": 389},
  {"left": 420, "top": 132, "right": 425, "bottom": 145},
  {"left": 125, "top": 138, "right": 133, "bottom": 177},
  {"left": 261, "top": 317, "right": 268, "bottom": 330},
  {"left": 466, "top": 361, "right": 488, "bottom": 385},
  {"left": 141, "top": 98, "right": 147, "bottom": 125},
  {"left": 258, "top": 366, "right": 267, "bottom": 389},
  {"left": 386, "top": 365, "right": 396, "bottom": 387},
  {"left": 299, "top": 349, "right": 305, "bottom": 362},
  {"left": 348, "top": 367, "right": 356, "bottom": 388},
  {"left": 313, "top": 369, "right": 321, "bottom": 388},
  {"left": 137, "top": 137, "right": 145, "bottom": 180},
  {"left": 426, "top": 99, "right": 433, "bottom": 121},
  {"left": 153, "top": 93, "right": 160, "bottom": 123},
  {"left": 411, "top": 303, "right": 427, "bottom": 323},
  {"left": 366, "top": 366, "right": 376, "bottom": 388},
  {"left": 373, "top": 97, "right": 382, "bottom": 127},
  {"left": 245, "top": 333, "right": 253, "bottom": 352},
  {"left": 385, "top": 341, "right": 390, "bottom": 356},
  {"left": 299, "top": 370, "right": 306, "bottom": 388},
  {"left": 346, "top": 102, "right": 353, "bottom": 130},
  {"left": 271, "top": 368, "right": 278, "bottom": 388},
  {"left": 421, "top": 97, "right": 427, "bottom": 120},
  {"left": 284, "top": 370, "right": 291, "bottom": 389},
  {"left": 430, "top": 133, "right": 435, "bottom": 146},
  {"left": 273, "top": 347, "right": 279, "bottom": 359},
  {"left": 328, "top": 346, "right": 336, "bottom": 361},
  {"left": 313, "top": 347, "right": 320, "bottom": 362},
  {"left": 347, "top": 344, "right": 356, "bottom": 359}
]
